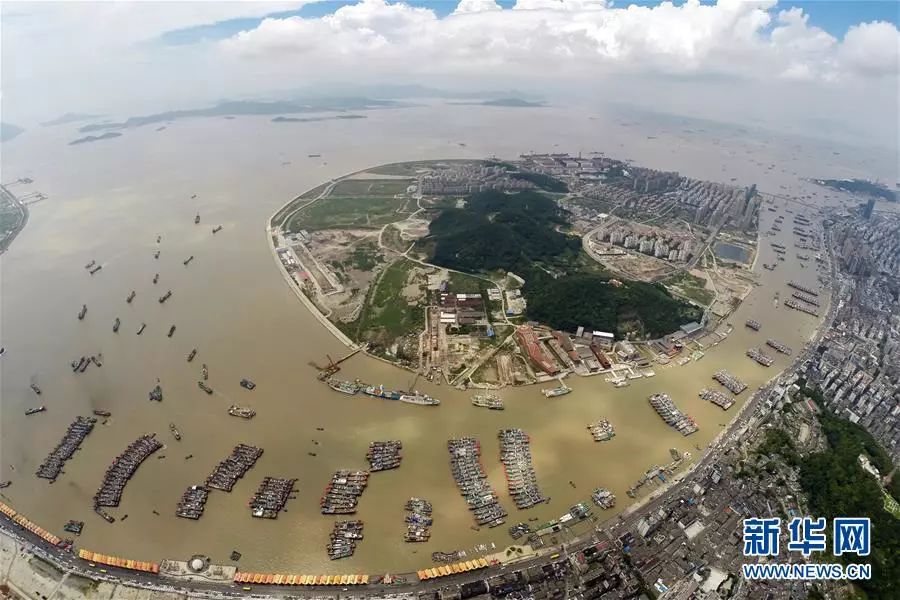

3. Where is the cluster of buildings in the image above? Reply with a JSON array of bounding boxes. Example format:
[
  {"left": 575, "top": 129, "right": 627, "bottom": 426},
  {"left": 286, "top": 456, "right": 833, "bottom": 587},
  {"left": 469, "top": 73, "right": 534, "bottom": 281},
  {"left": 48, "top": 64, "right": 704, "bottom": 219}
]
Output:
[
  {"left": 514, "top": 325, "right": 626, "bottom": 378},
  {"left": 598, "top": 222, "right": 696, "bottom": 263},
  {"left": 804, "top": 212, "right": 900, "bottom": 461},
  {"left": 420, "top": 165, "right": 534, "bottom": 195},
  {"left": 438, "top": 292, "right": 488, "bottom": 328}
]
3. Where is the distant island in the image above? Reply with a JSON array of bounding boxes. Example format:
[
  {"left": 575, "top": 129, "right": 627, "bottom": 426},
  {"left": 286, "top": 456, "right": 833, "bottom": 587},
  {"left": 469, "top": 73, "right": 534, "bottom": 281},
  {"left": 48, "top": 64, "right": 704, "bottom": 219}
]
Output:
[
  {"left": 40, "top": 112, "right": 101, "bottom": 127},
  {"left": 69, "top": 132, "right": 123, "bottom": 145},
  {"left": 272, "top": 114, "right": 367, "bottom": 123},
  {"left": 449, "top": 98, "right": 546, "bottom": 108},
  {"left": 812, "top": 178, "right": 897, "bottom": 203},
  {"left": 0, "top": 122, "right": 24, "bottom": 142},
  {"left": 77, "top": 98, "right": 398, "bottom": 132}
]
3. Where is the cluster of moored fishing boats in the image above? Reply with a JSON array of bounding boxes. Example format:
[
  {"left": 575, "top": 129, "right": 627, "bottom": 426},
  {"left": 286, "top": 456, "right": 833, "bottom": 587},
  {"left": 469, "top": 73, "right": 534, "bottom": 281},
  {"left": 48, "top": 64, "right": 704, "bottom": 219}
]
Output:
[
  {"left": 766, "top": 339, "right": 792, "bottom": 355},
  {"left": 792, "top": 291, "right": 820, "bottom": 307},
  {"left": 784, "top": 298, "right": 818, "bottom": 316},
  {"left": 699, "top": 388, "right": 735, "bottom": 410},
  {"left": 448, "top": 438, "right": 506, "bottom": 527},
  {"left": 250, "top": 477, "right": 297, "bottom": 519},
  {"left": 327, "top": 520, "right": 363, "bottom": 560},
  {"left": 206, "top": 444, "right": 262, "bottom": 491},
  {"left": 471, "top": 393, "right": 504, "bottom": 410},
  {"left": 787, "top": 280, "right": 818, "bottom": 296},
  {"left": 325, "top": 378, "right": 440, "bottom": 406},
  {"left": 148, "top": 384, "right": 163, "bottom": 402},
  {"left": 228, "top": 405, "right": 256, "bottom": 419},
  {"left": 36, "top": 416, "right": 97, "bottom": 481},
  {"left": 745, "top": 319, "right": 761, "bottom": 331},
  {"left": 176, "top": 485, "right": 209, "bottom": 520},
  {"left": 747, "top": 347, "right": 774, "bottom": 367},
  {"left": 648, "top": 394, "right": 698, "bottom": 436},
  {"left": 94, "top": 434, "right": 163, "bottom": 511},
  {"left": 321, "top": 470, "right": 369, "bottom": 514},
  {"left": 587, "top": 419, "right": 615, "bottom": 442},
  {"left": 591, "top": 488, "right": 616, "bottom": 509},
  {"left": 71, "top": 355, "right": 101, "bottom": 374},
  {"left": 404, "top": 497, "right": 432, "bottom": 543},
  {"left": 713, "top": 369, "right": 747, "bottom": 394},
  {"left": 366, "top": 441, "right": 401, "bottom": 471},
  {"left": 499, "top": 429, "right": 546, "bottom": 509}
]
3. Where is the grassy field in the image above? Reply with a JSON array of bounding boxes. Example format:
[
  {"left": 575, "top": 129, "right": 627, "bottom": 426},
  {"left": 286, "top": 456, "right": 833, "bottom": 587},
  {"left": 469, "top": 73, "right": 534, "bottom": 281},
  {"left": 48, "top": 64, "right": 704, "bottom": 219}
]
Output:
[
  {"left": 331, "top": 179, "right": 412, "bottom": 197},
  {"left": 666, "top": 271, "right": 715, "bottom": 306},
  {"left": 355, "top": 259, "right": 424, "bottom": 344},
  {"left": 381, "top": 224, "right": 408, "bottom": 254},
  {"left": 286, "top": 196, "right": 411, "bottom": 232}
]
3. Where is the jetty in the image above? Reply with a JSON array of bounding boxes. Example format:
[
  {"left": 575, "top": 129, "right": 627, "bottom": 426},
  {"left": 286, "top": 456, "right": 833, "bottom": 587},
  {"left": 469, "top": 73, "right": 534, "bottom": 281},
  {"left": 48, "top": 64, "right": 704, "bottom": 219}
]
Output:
[
  {"left": 93, "top": 434, "right": 163, "bottom": 509},
  {"left": 698, "top": 388, "right": 735, "bottom": 410},
  {"left": 587, "top": 419, "right": 615, "bottom": 442},
  {"left": 447, "top": 438, "right": 506, "bottom": 527},
  {"left": 499, "top": 429, "right": 546, "bottom": 509},
  {"left": 713, "top": 369, "right": 747, "bottom": 394},
  {"left": 321, "top": 470, "right": 369, "bottom": 514},
  {"left": 36, "top": 416, "right": 97, "bottom": 481},
  {"left": 176, "top": 485, "right": 209, "bottom": 520},
  {"left": 250, "top": 477, "right": 297, "bottom": 519},
  {"left": 327, "top": 520, "right": 363, "bottom": 560},
  {"left": 206, "top": 444, "right": 263, "bottom": 491},
  {"left": 366, "top": 441, "right": 402, "bottom": 471},
  {"left": 404, "top": 497, "right": 432, "bottom": 543},
  {"left": 648, "top": 394, "right": 698, "bottom": 436}
]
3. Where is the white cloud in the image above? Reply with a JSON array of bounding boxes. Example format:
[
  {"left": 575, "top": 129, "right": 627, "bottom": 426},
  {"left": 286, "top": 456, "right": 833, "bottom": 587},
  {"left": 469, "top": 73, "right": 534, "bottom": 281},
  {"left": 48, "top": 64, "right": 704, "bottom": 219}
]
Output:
[{"left": 839, "top": 21, "right": 900, "bottom": 77}]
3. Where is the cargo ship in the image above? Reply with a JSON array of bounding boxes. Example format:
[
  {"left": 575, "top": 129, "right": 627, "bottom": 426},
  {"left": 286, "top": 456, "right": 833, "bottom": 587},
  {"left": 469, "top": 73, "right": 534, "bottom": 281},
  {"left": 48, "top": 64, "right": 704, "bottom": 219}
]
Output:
[
  {"left": 328, "top": 379, "right": 359, "bottom": 395},
  {"left": 169, "top": 423, "right": 181, "bottom": 441},
  {"left": 471, "top": 393, "right": 504, "bottom": 410},
  {"left": 591, "top": 488, "right": 616, "bottom": 509},
  {"left": 363, "top": 385, "right": 402, "bottom": 401},
  {"left": 240, "top": 379, "right": 256, "bottom": 390},
  {"left": 25, "top": 406, "right": 46, "bottom": 416},
  {"left": 542, "top": 384, "right": 571, "bottom": 398},
  {"left": 78, "top": 304, "right": 87, "bottom": 320},
  {"left": 198, "top": 381, "right": 213, "bottom": 395},
  {"left": 228, "top": 405, "right": 256, "bottom": 419},
  {"left": 113, "top": 318, "right": 120, "bottom": 333},
  {"left": 399, "top": 392, "right": 439, "bottom": 406}
]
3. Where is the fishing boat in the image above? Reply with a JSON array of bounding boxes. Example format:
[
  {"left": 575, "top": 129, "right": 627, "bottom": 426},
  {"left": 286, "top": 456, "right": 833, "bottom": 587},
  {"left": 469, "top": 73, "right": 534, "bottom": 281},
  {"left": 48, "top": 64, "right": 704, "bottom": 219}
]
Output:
[
  {"left": 85, "top": 260, "right": 96, "bottom": 270},
  {"left": 194, "top": 214, "right": 200, "bottom": 224},
  {"left": 198, "top": 381, "right": 213, "bottom": 395},
  {"left": 30, "top": 383, "right": 42, "bottom": 395},
  {"left": 137, "top": 323, "right": 147, "bottom": 335},
  {"left": 78, "top": 304, "right": 87, "bottom": 320},
  {"left": 399, "top": 392, "right": 440, "bottom": 406},
  {"left": 159, "top": 290, "right": 172, "bottom": 303},
  {"left": 201, "top": 364, "right": 208, "bottom": 380},
  {"left": 187, "top": 348, "right": 197, "bottom": 362},
  {"left": 93, "top": 410, "right": 112, "bottom": 417},
  {"left": 127, "top": 291, "right": 136, "bottom": 303},
  {"left": 89, "top": 265, "right": 102, "bottom": 275},
  {"left": 153, "top": 273, "right": 159, "bottom": 284},
  {"left": 153, "top": 250, "right": 160, "bottom": 259},
  {"left": 183, "top": 255, "right": 194, "bottom": 266},
  {"left": 328, "top": 379, "right": 359, "bottom": 395},
  {"left": 212, "top": 226, "right": 222, "bottom": 234},
  {"left": 149, "top": 384, "right": 163, "bottom": 402},
  {"left": 113, "top": 318, "right": 120, "bottom": 333},
  {"left": 169, "top": 423, "right": 182, "bottom": 441},
  {"left": 25, "top": 406, "right": 46, "bottom": 416},
  {"left": 0, "top": 482, "right": 10, "bottom": 489},
  {"left": 228, "top": 405, "right": 256, "bottom": 419},
  {"left": 240, "top": 379, "right": 256, "bottom": 390},
  {"left": 542, "top": 384, "right": 571, "bottom": 398},
  {"left": 471, "top": 393, "right": 504, "bottom": 410},
  {"left": 167, "top": 325, "right": 176, "bottom": 338}
]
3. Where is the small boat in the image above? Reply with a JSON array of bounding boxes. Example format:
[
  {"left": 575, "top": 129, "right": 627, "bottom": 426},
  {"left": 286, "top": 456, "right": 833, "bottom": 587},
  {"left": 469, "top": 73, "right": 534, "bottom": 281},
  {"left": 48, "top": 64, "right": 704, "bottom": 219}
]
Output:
[
  {"left": 169, "top": 423, "right": 181, "bottom": 441},
  {"left": 0, "top": 347, "right": 4, "bottom": 357},
  {"left": 194, "top": 214, "right": 200, "bottom": 224},
  {"left": 90, "top": 355, "right": 102, "bottom": 367},
  {"left": 93, "top": 410, "right": 111, "bottom": 417},
  {"left": 127, "top": 291, "right": 136, "bottom": 303},
  {"left": 149, "top": 384, "right": 163, "bottom": 402},
  {"left": 25, "top": 406, "right": 46, "bottom": 416},
  {"left": 153, "top": 273, "right": 159, "bottom": 284},
  {"left": 167, "top": 325, "right": 176, "bottom": 338},
  {"left": 85, "top": 260, "right": 96, "bottom": 269},
  {"left": 613, "top": 380, "right": 629, "bottom": 388},
  {"left": 159, "top": 290, "right": 172, "bottom": 303},
  {"left": 201, "top": 364, "right": 208, "bottom": 380},
  {"left": 240, "top": 379, "right": 256, "bottom": 390},
  {"left": 542, "top": 384, "right": 571, "bottom": 398},
  {"left": 308, "top": 452, "right": 317, "bottom": 457},
  {"left": 212, "top": 225, "right": 222, "bottom": 234},
  {"left": 308, "top": 154, "right": 321, "bottom": 158},
  {"left": 198, "top": 381, "right": 213, "bottom": 395},
  {"left": 187, "top": 348, "right": 197, "bottom": 362},
  {"left": 72, "top": 357, "right": 87, "bottom": 372},
  {"left": 78, "top": 304, "right": 87, "bottom": 320},
  {"left": 30, "top": 383, "right": 42, "bottom": 395},
  {"left": 113, "top": 318, "right": 120, "bottom": 333},
  {"left": 156, "top": 235, "right": 161, "bottom": 244},
  {"left": 191, "top": 194, "right": 197, "bottom": 199},
  {"left": 183, "top": 255, "right": 194, "bottom": 266},
  {"left": 137, "top": 323, "right": 147, "bottom": 335},
  {"left": 89, "top": 265, "right": 102, "bottom": 275},
  {"left": 0, "top": 481, "right": 10, "bottom": 489},
  {"left": 153, "top": 250, "right": 160, "bottom": 259},
  {"left": 228, "top": 405, "right": 256, "bottom": 419}
]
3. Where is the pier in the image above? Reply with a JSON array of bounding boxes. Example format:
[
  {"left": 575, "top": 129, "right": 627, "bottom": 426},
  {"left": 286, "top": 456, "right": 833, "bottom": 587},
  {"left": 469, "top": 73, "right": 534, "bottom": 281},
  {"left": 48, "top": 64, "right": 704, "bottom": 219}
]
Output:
[
  {"left": 448, "top": 438, "right": 506, "bottom": 527},
  {"left": 94, "top": 434, "right": 163, "bottom": 509},
  {"left": 36, "top": 416, "right": 96, "bottom": 481}
]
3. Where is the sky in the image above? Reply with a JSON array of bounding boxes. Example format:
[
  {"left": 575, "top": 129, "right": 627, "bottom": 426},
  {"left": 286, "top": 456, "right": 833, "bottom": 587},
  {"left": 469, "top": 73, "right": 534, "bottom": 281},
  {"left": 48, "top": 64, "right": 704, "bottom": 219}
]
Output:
[{"left": 2, "top": 1, "right": 898, "bottom": 148}]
